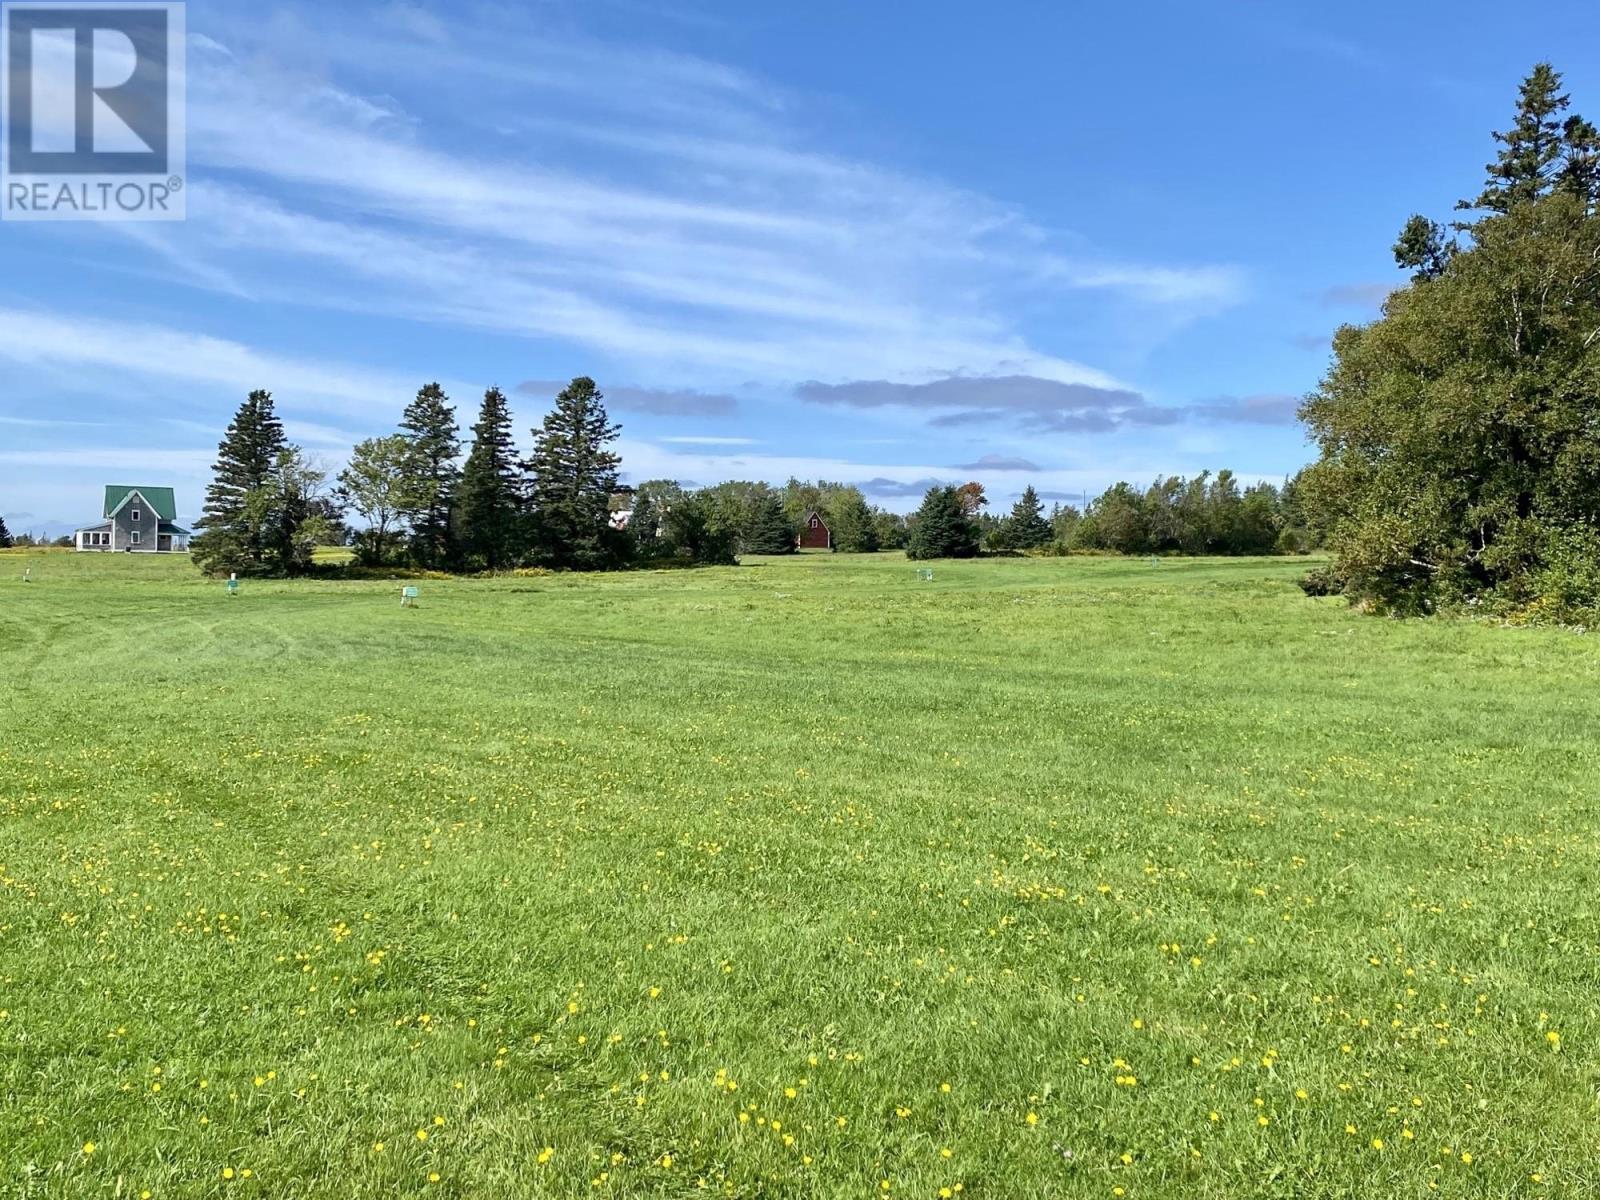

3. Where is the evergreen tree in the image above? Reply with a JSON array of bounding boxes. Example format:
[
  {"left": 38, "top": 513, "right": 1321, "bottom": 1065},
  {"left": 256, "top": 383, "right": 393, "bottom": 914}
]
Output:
[
  {"left": 0, "top": 513, "right": 12, "bottom": 549},
  {"left": 1004, "top": 485, "right": 1053, "bottom": 549},
  {"left": 829, "top": 490, "right": 880, "bottom": 553},
  {"left": 399, "top": 382, "right": 460, "bottom": 569},
  {"left": 1462, "top": 63, "right": 1570, "bottom": 215},
  {"left": 741, "top": 490, "right": 797, "bottom": 555},
  {"left": 457, "top": 386, "right": 522, "bottom": 569},
  {"left": 1559, "top": 115, "right": 1600, "bottom": 208},
  {"left": 906, "top": 486, "right": 980, "bottom": 560},
  {"left": 524, "top": 376, "right": 623, "bottom": 569},
  {"left": 1393, "top": 214, "right": 1453, "bottom": 281},
  {"left": 192, "top": 389, "right": 289, "bottom": 575},
  {"left": 628, "top": 479, "right": 686, "bottom": 559}
]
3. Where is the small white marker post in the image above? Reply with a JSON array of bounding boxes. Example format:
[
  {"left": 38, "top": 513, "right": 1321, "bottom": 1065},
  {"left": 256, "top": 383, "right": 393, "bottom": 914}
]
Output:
[
  {"left": 917, "top": 568, "right": 934, "bottom": 582},
  {"left": 226, "top": 572, "right": 239, "bottom": 597},
  {"left": 400, "top": 585, "right": 419, "bottom": 608},
  {"left": 22, "top": 568, "right": 30, "bottom": 584}
]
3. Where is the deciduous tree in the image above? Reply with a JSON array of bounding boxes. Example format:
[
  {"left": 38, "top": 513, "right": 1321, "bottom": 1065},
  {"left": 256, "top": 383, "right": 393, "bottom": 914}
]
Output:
[{"left": 339, "top": 435, "right": 419, "bottom": 566}]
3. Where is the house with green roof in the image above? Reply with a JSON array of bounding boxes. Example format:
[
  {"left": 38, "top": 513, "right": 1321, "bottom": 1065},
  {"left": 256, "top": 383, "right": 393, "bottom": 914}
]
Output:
[{"left": 74, "top": 486, "right": 191, "bottom": 553}]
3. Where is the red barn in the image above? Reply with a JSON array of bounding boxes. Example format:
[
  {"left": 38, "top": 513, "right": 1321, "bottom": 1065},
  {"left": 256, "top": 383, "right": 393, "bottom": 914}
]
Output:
[{"left": 797, "top": 509, "right": 832, "bottom": 550}]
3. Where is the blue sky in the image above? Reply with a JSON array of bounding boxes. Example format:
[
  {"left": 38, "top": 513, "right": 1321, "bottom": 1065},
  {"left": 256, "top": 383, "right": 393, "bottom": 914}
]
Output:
[{"left": 3, "top": 0, "right": 1598, "bottom": 536}]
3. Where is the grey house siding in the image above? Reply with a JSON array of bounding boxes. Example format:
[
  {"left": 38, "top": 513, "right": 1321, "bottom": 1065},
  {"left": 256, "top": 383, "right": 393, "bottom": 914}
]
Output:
[{"left": 113, "top": 494, "right": 153, "bottom": 551}]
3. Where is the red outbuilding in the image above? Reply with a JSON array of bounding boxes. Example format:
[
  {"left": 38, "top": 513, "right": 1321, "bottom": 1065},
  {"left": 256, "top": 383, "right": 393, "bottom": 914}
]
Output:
[{"left": 797, "top": 509, "right": 832, "bottom": 550}]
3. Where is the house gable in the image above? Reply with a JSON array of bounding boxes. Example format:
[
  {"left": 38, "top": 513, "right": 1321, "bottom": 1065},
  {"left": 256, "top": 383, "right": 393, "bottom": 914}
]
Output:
[{"left": 104, "top": 485, "right": 177, "bottom": 521}]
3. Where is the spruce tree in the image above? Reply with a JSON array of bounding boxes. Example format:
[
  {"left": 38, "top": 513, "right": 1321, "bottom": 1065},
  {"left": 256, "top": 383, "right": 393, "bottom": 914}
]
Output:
[
  {"left": 829, "top": 490, "right": 879, "bottom": 553},
  {"left": 457, "top": 386, "right": 522, "bottom": 569},
  {"left": 1393, "top": 214, "right": 1452, "bottom": 280},
  {"left": 906, "top": 486, "right": 980, "bottom": 560},
  {"left": 1559, "top": 115, "right": 1600, "bottom": 209},
  {"left": 1463, "top": 63, "right": 1570, "bottom": 215},
  {"left": 192, "top": 389, "right": 288, "bottom": 575},
  {"left": 0, "top": 513, "right": 11, "bottom": 549},
  {"left": 400, "top": 382, "right": 460, "bottom": 569},
  {"left": 1004, "top": 485, "right": 1053, "bottom": 549},
  {"left": 741, "top": 491, "right": 796, "bottom": 555},
  {"left": 524, "top": 377, "right": 623, "bottom": 569}
]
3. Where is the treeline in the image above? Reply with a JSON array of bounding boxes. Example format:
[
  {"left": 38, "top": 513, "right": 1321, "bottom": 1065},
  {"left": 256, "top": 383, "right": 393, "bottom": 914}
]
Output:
[
  {"left": 188, "top": 374, "right": 1315, "bottom": 577},
  {"left": 189, "top": 380, "right": 916, "bottom": 575},
  {"left": 1302, "top": 63, "right": 1600, "bottom": 619},
  {"left": 1040, "top": 471, "right": 1317, "bottom": 556},
  {"left": 632, "top": 479, "right": 906, "bottom": 562},
  {"left": 192, "top": 377, "right": 634, "bottom": 576}
]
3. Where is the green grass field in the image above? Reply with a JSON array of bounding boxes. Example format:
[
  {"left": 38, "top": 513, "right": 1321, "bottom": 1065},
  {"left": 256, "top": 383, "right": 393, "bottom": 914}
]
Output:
[{"left": 1, "top": 549, "right": 1596, "bottom": 1199}]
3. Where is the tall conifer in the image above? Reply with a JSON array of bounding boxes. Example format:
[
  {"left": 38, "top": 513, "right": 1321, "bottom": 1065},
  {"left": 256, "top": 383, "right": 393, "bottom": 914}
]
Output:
[
  {"left": 192, "top": 389, "right": 288, "bottom": 574},
  {"left": 524, "top": 377, "right": 622, "bottom": 569},
  {"left": 458, "top": 386, "right": 523, "bottom": 569},
  {"left": 400, "top": 382, "right": 460, "bottom": 568}
]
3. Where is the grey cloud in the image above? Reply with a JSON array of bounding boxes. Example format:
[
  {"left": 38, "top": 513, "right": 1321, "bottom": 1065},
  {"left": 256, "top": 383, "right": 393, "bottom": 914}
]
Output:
[
  {"left": 516, "top": 379, "right": 738, "bottom": 416},
  {"left": 803, "top": 373, "right": 1305, "bottom": 433},
  {"left": 1290, "top": 333, "right": 1331, "bottom": 351},
  {"left": 1317, "top": 282, "right": 1395, "bottom": 308},
  {"left": 950, "top": 454, "right": 1040, "bottom": 472},
  {"left": 853, "top": 476, "right": 951, "bottom": 499},
  {"left": 1188, "top": 394, "right": 1302, "bottom": 426},
  {"left": 798, "top": 375, "right": 1143, "bottom": 416}
]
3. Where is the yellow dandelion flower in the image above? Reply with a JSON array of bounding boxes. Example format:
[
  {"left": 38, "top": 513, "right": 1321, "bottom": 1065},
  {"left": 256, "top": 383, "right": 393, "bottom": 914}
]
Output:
[{"left": 82, "top": 1142, "right": 97, "bottom": 1156}]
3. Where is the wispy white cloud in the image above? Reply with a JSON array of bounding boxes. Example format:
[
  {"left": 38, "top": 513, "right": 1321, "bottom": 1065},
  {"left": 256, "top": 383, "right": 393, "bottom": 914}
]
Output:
[
  {"left": 0, "top": 307, "right": 436, "bottom": 418},
  {"left": 122, "top": 10, "right": 1246, "bottom": 389}
]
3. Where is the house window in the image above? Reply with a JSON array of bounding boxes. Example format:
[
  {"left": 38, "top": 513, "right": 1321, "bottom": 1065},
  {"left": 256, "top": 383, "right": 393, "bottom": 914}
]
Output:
[
  {"left": 131, "top": 509, "right": 141, "bottom": 522},
  {"left": 131, "top": 531, "right": 141, "bottom": 545},
  {"left": 810, "top": 517, "right": 820, "bottom": 529}
]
